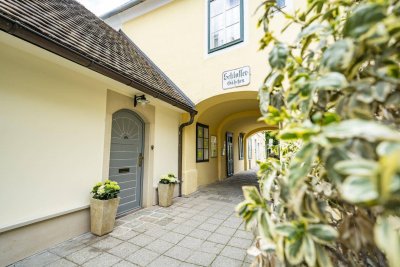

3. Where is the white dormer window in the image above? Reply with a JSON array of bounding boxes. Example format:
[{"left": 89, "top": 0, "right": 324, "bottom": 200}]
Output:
[{"left": 208, "top": 0, "right": 244, "bottom": 53}]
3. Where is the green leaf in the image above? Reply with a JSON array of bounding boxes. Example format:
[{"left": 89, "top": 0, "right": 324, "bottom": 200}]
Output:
[
  {"left": 268, "top": 43, "right": 288, "bottom": 69},
  {"left": 341, "top": 175, "right": 378, "bottom": 203},
  {"left": 374, "top": 216, "right": 400, "bottom": 267},
  {"left": 323, "top": 119, "right": 400, "bottom": 142},
  {"left": 321, "top": 39, "right": 354, "bottom": 72},
  {"left": 275, "top": 223, "right": 297, "bottom": 238},
  {"left": 343, "top": 3, "right": 386, "bottom": 38},
  {"left": 308, "top": 224, "right": 338, "bottom": 245},
  {"left": 242, "top": 186, "right": 264, "bottom": 206},
  {"left": 313, "top": 72, "right": 348, "bottom": 91},
  {"left": 334, "top": 159, "right": 379, "bottom": 177},
  {"left": 288, "top": 142, "right": 318, "bottom": 188},
  {"left": 285, "top": 236, "right": 305, "bottom": 265},
  {"left": 315, "top": 244, "right": 333, "bottom": 267},
  {"left": 304, "top": 235, "right": 316, "bottom": 266},
  {"left": 298, "top": 24, "right": 328, "bottom": 40}
]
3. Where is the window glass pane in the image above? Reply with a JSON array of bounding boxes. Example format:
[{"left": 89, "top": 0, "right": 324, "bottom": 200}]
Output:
[
  {"left": 197, "top": 138, "right": 203, "bottom": 149},
  {"left": 210, "top": 0, "right": 224, "bottom": 17},
  {"left": 204, "top": 128, "right": 209, "bottom": 138},
  {"left": 226, "top": 0, "right": 239, "bottom": 9},
  {"left": 197, "top": 149, "right": 204, "bottom": 160},
  {"left": 210, "top": 14, "right": 224, "bottom": 33},
  {"left": 197, "top": 126, "right": 203, "bottom": 137},
  {"left": 211, "top": 30, "right": 225, "bottom": 49},
  {"left": 225, "top": 5, "right": 240, "bottom": 26},
  {"left": 204, "top": 149, "right": 209, "bottom": 160},
  {"left": 204, "top": 139, "right": 209, "bottom": 148},
  {"left": 277, "top": 0, "right": 285, "bottom": 8},
  {"left": 225, "top": 23, "right": 240, "bottom": 43}
]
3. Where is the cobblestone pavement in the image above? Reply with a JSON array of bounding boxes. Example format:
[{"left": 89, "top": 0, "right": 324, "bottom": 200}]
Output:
[{"left": 12, "top": 171, "right": 259, "bottom": 267}]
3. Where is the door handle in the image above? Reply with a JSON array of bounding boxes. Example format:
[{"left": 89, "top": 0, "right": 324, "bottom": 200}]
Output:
[{"left": 138, "top": 153, "right": 144, "bottom": 167}]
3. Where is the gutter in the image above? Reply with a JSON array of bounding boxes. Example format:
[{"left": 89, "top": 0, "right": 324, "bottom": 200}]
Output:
[
  {"left": 0, "top": 14, "right": 196, "bottom": 114},
  {"left": 100, "top": 0, "right": 145, "bottom": 20},
  {"left": 178, "top": 112, "right": 196, "bottom": 197}
]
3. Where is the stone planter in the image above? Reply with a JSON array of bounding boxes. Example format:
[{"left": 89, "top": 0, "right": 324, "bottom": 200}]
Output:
[
  {"left": 158, "top": 183, "right": 175, "bottom": 207},
  {"left": 90, "top": 197, "right": 120, "bottom": 236}
]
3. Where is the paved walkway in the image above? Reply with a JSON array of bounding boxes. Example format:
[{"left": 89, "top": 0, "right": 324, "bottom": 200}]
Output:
[{"left": 12, "top": 171, "right": 258, "bottom": 267}]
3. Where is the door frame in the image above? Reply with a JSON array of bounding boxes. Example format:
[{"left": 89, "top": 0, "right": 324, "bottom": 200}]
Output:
[
  {"left": 111, "top": 109, "right": 145, "bottom": 217},
  {"left": 226, "top": 131, "right": 234, "bottom": 177}
]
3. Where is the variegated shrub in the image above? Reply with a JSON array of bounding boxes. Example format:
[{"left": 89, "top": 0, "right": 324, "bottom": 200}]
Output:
[{"left": 236, "top": 0, "right": 400, "bottom": 266}]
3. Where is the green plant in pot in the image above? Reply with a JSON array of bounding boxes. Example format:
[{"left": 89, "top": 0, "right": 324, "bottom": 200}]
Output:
[
  {"left": 90, "top": 179, "right": 120, "bottom": 236},
  {"left": 158, "top": 173, "right": 178, "bottom": 207}
]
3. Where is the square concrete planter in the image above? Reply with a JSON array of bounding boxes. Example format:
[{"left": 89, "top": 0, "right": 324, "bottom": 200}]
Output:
[
  {"left": 90, "top": 197, "right": 120, "bottom": 236},
  {"left": 158, "top": 183, "right": 175, "bottom": 207}
]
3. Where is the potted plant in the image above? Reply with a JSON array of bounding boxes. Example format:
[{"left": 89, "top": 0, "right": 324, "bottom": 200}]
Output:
[
  {"left": 90, "top": 179, "right": 120, "bottom": 236},
  {"left": 158, "top": 173, "right": 179, "bottom": 207}
]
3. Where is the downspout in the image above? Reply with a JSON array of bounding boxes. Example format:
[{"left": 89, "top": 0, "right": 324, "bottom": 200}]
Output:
[{"left": 178, "top": 111, "right": 197, "bottom": 197}]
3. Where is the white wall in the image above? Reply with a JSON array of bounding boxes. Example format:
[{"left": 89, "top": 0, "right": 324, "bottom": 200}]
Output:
[{"left": 0, "top": 35, "right": 107, "bottom": 229}]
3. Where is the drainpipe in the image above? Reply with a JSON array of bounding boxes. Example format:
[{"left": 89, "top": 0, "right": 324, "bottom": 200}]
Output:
[{"left": 178, "top": 111, "right": 197, "bottom": 197}]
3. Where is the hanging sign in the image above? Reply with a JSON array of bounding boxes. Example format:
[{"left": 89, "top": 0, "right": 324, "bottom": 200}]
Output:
[{"left": 222, "top": 66, "right": 250, "bottom": 89}]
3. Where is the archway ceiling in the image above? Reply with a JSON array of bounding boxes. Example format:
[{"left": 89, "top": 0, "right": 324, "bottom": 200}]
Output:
[{"left": 197, "top": 99, "right": 260, "bottom": 126}]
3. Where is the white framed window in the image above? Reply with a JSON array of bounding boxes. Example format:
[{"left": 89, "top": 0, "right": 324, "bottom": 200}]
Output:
[{"left": 208, "top": 0, "right": 244, "bottom": 53}]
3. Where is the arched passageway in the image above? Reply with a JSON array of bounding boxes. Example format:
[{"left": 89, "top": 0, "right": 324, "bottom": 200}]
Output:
[{"left": 181, "top": 91, "right": 276, "bottom": 195}]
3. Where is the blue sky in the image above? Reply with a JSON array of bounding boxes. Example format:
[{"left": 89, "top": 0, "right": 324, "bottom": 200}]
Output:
[{"left": 77, "top": 0, "right": 131, "bottom": 16}]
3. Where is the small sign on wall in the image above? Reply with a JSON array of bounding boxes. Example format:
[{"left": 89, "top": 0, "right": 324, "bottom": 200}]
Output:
[{"left": 222, "top": 66, "right": 250, "bottom": 89}]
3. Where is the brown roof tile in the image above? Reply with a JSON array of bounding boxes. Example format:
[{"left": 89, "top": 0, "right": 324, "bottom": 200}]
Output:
[{"left": 0, "top": 0, "right": 196, "bottom": 112}]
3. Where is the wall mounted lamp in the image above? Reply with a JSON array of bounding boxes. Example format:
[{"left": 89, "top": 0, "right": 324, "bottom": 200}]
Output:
[{"left": 134, "top": 94, "right": 150, "bottom": 107}]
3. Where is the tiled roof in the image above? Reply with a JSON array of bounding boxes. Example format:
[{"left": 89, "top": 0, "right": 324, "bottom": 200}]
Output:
[{"left": 0, "top": 0, "right": 196, "bottom": 113}]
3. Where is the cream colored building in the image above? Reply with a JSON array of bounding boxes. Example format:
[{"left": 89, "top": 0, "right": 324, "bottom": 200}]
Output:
[
  {"left": 105, "top": 0, "right": 302, "bottom": 195},
  {"left": 0, "top": 0, "right": 303, "bottom": 265}
]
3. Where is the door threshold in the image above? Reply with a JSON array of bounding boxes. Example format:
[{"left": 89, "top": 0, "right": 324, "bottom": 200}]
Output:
[{"left": 116, "top": 206, "right": 142, "bottom": 219}]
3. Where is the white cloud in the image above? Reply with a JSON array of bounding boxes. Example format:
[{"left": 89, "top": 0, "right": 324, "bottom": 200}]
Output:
[{"left": 77, "top": 0, "right": 131, "bottom": 16}]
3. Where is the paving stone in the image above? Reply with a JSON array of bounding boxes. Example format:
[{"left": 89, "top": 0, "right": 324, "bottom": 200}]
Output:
[
  {"left": 172, "top": 225, "right": 194, "bottom": 235},
  {"left": 186, "top": 251, "right": 217, "bottom": 266},
  {"left": 160, "top": 231, "right": 186, "bottom": 244},
  {"left": 82, "top": 252, "right": 120, "bottom": 267},
  {"left": 145, "top": 239, "right": 174, "bottom": 254},
  {"left": 188, "top": 229, "right": 212, "bottom": 240},
  {"left": 221, "top": 219, "right": 242, "bottom": 229},
  {"left": 179, "top": 262, "right": 202, "bottom": 267},
  {"left": 109, "top": 227, "right": 137, "bottom": 240},
  {"left": 113, "top": 260, "right": 140, "bottom": 267},
  {"left": 128, "top": 234, "right": 156, "bottom": 247},
  {"left": 162, "top": 222, "right": 180, "bottom": 230},
  {"left": 221, "top": 246, "right": 247, "bottom": 261},
  {"left": 72, "top": 233, "right": 105, "bottom": 245},
  {"left": 91, "top": 236, "right": 123, "bottom": 251},
  {"left": 66, "top": 246, "right": 102, "bottom": 265},
  {"left": 207, "top": 233, "right": 231, "bottom": 245},
  {"left": 149, "top": 212, "right": 166, "bottom": 218},
  {"left": 215, "top": 226, "right": 236, "bottom": 236},
  {"left": 198, "top": 223, "right": 219, "bottom": 232},
  {"left": 234, "top": 229, "right": 254, "bottom": 240},
  {"left": 147, "top": 255, "right": 181, "bottom": 267},
  {"left": 15, "top": 251, "right": 60, "bottom": 267},
  {"left": 211, "top": 255, "right": 242, "bottom": 267},
  {"left": 164, "top": 245, "right": 192, "bottom": 261},
  {"left": 182, "top": 220, "right": 202, "bottom": 228},
  {"left": 144, "top": 227, "right": 168, "bottom": 238},
  {"left": 126, "top": 248, "right": 159, "bottom": 266},
  {"left": 108, "top": 242, "right": 140, "bottom": 258},
  {"left": 228, "top": 237, "right": 253, "bottom": 249},
  {"left": 133, "top": 223, "right": 157, "bottom": 233},
  {"left": 191, "top": 215, "right": 208, "bottom": 222},
  {"left": 47, "top": 258, "right": 78, "bottom": 267},
  {"left": 199, "top": 241, "right": 225, "bottom": 254},
  {"left": 155, "top": 217, "right": 174, "bottom": 226},
  {"left": 177, "top": 236, "right": 203, "bottom": 250},
  {"left": 206, "top": 218, "right": 224, "bottom": 225},
  {"left": 49, "top": 240, "right": 86, "bottom": 257}
]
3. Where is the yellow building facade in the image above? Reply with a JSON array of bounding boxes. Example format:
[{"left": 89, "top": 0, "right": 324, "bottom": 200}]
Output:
[{"left": 106, "top": 0, "right": 303, "bottom": 194}]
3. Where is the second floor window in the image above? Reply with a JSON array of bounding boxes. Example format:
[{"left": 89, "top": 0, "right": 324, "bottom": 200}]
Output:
[{"left": 208, "top": 0, "right": 243, "bottom": 53}]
